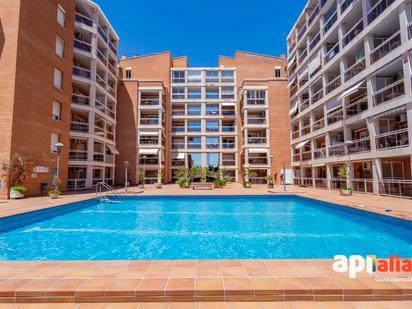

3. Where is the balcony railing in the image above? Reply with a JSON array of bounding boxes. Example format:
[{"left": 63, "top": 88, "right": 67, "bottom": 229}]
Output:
[
  {"left": 308, "top": 5, "right": 320, "bottom": 25},
  {"left": 314, "top": 148, "right": 326, "bottom": 159},
  {"left": 331, "top": 178, "right": 347, "bottom": 190},
  {"left": 188, "top": 143, "right": 202, "bottom": 149},
  {"left": 376, "top": 128, "right": 409, "bottom": 150},
  {"left": 97, "top": 49, "right": 106, "bottom": 63},
  {"left": 139, "top": 158, "right": 159, "bottom": 165},
  {"left": 372, "top": 79, "right": 405, "bottom": 106},
  {"left": 311, "top": 88, "right": 323, "bottom": 104},
  {"left": 70, "top": 121, "right": 88, "bottom": 133},
  {"left": 343, "top": 19, "right": 364, "bottom": 47},
  {"left": 73, "top": 66, "right": 91, "bottom": 79},
  {"left": 247, "top": 118, "right": 267, "bottom": 125},
  {"left": 72, "top": 94, "right": 89, "bottom": 105},
  {"left": 187, "top": 126, "right": 202, "bottom": 132},
  {"left": 140, "top": 139, "right": 159, "bottom": 145},
  {"left": 326, "top": 75, "right": 341, "bottom": 94},
  {"left": 172, "top": 126, "right": 185, "bottom": 132},
  {"left": 340, "top": 0, "right": 356, "bottom": 14},
  {"left": 67, "top": 178, "right": 87, "bottom": 190},
  {"left": 69, "top": 150, "right": 88, "bottom": 161},
  {"left": 300, "top": 124, "right": 311, "bottom": 136},
  {"left": 349, "top": 137, "right": 371, "bottom": 154},
  {"left": 309, "top": 33, "right": 321, "bottom": 51},
  {"left": 222, "top": 160, "right": 236, "bottom": 166},
  {"left": 222, "top": 126, "right": 235, "bottom": 132},
  {"left": 172, "top": 159, "right": 185, "bottom": 166},
  {"left": 222, "top": 143, "right": 235, "bottom": 149},
  {"left": 327, "top": 108, "right": 343, "bottom": 125},
  {"left": 141, "top": 99, "right": 160, "bottom": 106},
  {"left": 324, "top": 42, "right": 339, "bottom": 64},
  {"left": 293, "top": 153, "right": 300, "bottom": 162},
  {"left": 75, "top": 12, "right": 93, "bottom": 27},
  {"left": 292, "top": 130, "right": 300, "bottom": 140},
  {"left": 140, "top": 118, "right": 160, "bottom": 125},
  {"left": 206, "top": 143, "right": 220, "bottom": 149},
  {"left": 302, "top": 150, "right": 312, "bottom": 161},
  {"left": 352, "top": 178, "right": 374, "bottom": 193},
  {"left": 222, "top": 110, "right": 235, "bottom": 116},
  {"left": 172, "top": 143, "right": 185, "bottom": 149},
  {"left": 298, "top": 49, "right": 308, "bottom": 64},
  {"left": 172, "top": 110, "right": 185, "bottom": 116},
  {"left": 370, "top": 31, "right": 401, "bottom": 64},
  {"left": 367, "top": 0, "right": 395, "bottom": 24},
  {"left": 300, "top": 99, "right": 310, "bottom": 112},
  {"left": 323, "top": 11, "right": 337, "bottom": 34},
  {"left": 98, "top": 26, "right": 108, "bottom": 43},
  {"left": 312, "top": 118, "right": 325, "bottom": 131},
  {"left": 314, "top": 178, "right": 328, "bottom": 189},
  {"left": 379, "top": 179, "right": 412, "bottom": 198},
  {"left": 74, "top": 39, "right": 91, "bottom": 53},
  {"left": 109, "top": 41, "right": 117, "bottom": 54},
  {"left": 248, "top": 158, "right": 268, "bottom": 165},
  {"left": 344, "top": 58, "right": 365, "bottom": 81},
  {"left": 409, "top": 21, "right": 412, "bottom": 40},
  {"left": 93, "top": 152, "right": 104, "bottom": 162},
  {"left": 206, "top": 126, "right": 220, "bottom": 132},
  {"left": 346, "top": 96, "right": 368, "bottom": 118},
  {"left": 329, "top": 143, "right": 345, "bottom": 156},
  {"left": 297, "top": 25, "right": 307, "bottom": 42},
  {"left": 247, "top": 137, "right": 267, "bottom": 144}
]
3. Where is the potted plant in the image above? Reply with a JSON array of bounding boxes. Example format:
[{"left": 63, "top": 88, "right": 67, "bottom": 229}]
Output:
[
  {"left": 48, "top": 189, "right": 62, "bottom": 199},
  {"left": 9, "top": 184, "right": 27, "bottom": 199},
  {"left": 137, "top": 170, "right": 145, "bottom": 189},
  {"left": 176, "top": 177, "right": 189, "bottom": 188},
  {"left": 240, "top": 168, "right": 257, "bottom": 188},
  {"left": 267, "top": 175, "right": 274, "bottom": 188},
  {"left": 338, "top": 164, "right": 353, "bottom": 196},
  {"left": 213, "top": 179, "right": 225, "bottom": 188}
]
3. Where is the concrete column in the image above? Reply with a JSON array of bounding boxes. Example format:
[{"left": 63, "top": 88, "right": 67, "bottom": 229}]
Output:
[
  {"left": 364, "top": 34, "right": 374, "bottom": 68},
  {"left": 326, "top": 163, "right": 332, "bottom": 189},
  {"left": 366, "top": 116, "right": 377, "bottom": 151},
  {"left": 407, "top": 102, "right": 412, "bottom": 147},
  {"left": 312, "top": 166, "right": 316, "bottom": 188},
  {"left": 372, "top": 158, "right": 379, "bottom": 194},
  {"left": 325, "top": 132, "right": 331, "bottom": 158},
  {"left": 366, "top": 76, "right": 374, "bottom": 110}
]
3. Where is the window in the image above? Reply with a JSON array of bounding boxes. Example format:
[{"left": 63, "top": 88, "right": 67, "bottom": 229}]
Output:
[
  {"left": 206, "top": 71, "right": 219, "bottom": 82},
  {"left": 55, "top": 36, "right": 64, "bottom": 58},
  {"left": 207, "top": 153, "right": 220, "bottom": 167},
  {"left": 188, "top": 120, "right": 201, "bottom": 132},
  {"left": 275, "top": 66, "right": 281, "bottom": 78},
  {"left": 57, "top": 5, "right": 66, "bottom": 27},
  {"left": 188, "top": 153, "right": 202, "bottom": 167},
  {"left": 206, "top": 138, "right": 219, "bottom": 149},
  {"left": 125, "top": 67, "right": 132, "bottom": 79},
  {"left": 206, "top": 87, "right": 219, "bottom": 99},
  {"left": 187, "top": 70, "right": 202, "bottom": 83},
  {"left": 206, "top": 104, "right": 219, "bottom": 116},
  {"left": 188, "top": 137, "right": 202, "bottom": 149},
  {"left": 54, "top": 68, "right": 63, "bottom": 89},
  {"left": 172, "top": 87, "right": 185, "bottom": 99},
  {"left": 187, "top": 104, "right": 201, "bottom": 116},
  {"left": 221, "top": 70, "right": 235, "bottom": 82},
  {"left": 382, "top": 162, "right": 405, "bottom": 179},
  {"left": 172, "top": 71, "right": 185, "bottom": 83},
  {"left": 50, "top": 133, "right": 60, "bottom": 153},
  {"left": 206, "top": 120, "right": 219, "bottom": 132},
  {"left": 221, "top": 86, "right": 235, "bottom": 99},
  {"left": 52, "top": 101, "right": 61, "bottom": 121},
  {"left": 187, "top": 87, "right": 201, "bottom": 99}
]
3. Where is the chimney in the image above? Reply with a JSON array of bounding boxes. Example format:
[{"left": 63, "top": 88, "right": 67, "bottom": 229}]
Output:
[{"left": 120, "top": 53, "right": 127, "bottom": 60}]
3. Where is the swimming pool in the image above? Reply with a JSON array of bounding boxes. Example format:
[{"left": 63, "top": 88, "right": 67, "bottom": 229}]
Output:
[{"left": 0, "top": 195, "right": 411, "bottom": 260}]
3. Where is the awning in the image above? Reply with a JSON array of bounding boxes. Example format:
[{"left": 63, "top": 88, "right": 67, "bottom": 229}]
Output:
[
  {"left": 295, "top": 140, "right": 310, "bottom": 149},
  {"left": 171, "top": 153, "right": 185, "bottom": 160},
  {"left": 374, "top": 106, "right": 406, "bottom": 119},
  {"left": 339, "top": 81, "right": 365, "bottom": 99},
  {"left": 248, "top": 148, "right": 268, "bottom": 154},
  {"left": 139, "top": 131, "right": 158, "bottom": 136},
  {"left": 308, "top": 51, "right": 321, "bottom": 76},
  {"left": 138, "top": 148, "right": 159, "bottom": 155},
  {"left": 107, "top": 144, "right": 119, "bottom": 155},
  {"left": 313, "top": 163, "right": 325, "bottom": 167},
  {"left": 221, "top": 102, "right": 236, "bottom": 106},
  {"left": 289, "top": 103, "right": 299, "bottom": 116}
]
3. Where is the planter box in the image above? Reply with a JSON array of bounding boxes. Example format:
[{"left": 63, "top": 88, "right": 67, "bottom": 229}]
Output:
[
  {"left": 340, "top": 189, "right": 353, "bottom": 196},
  {"left": 10, "top": 189, "right": 24, "bottom": 199}
]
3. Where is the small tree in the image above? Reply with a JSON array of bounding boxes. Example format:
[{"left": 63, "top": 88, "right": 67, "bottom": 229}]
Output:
[
  {"left": 337, "top": 163, "right": 352, "bottom": 192},
  {"left": 137, "top": 170, "right": 145, "bottom": 188},
  {"left": 1, "top": 153, "right": 34, "bottom": 198}
]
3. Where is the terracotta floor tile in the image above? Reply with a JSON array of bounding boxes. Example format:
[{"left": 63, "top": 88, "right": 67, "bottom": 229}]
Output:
[
  {"left": 0, "top": 279, "right": 33, "bottom": 296},
  {"left": 267, "top": 266, "right": 298, "bottom": 277},
  {"left": 331, "top": 277, "right": 372, "bottom": 295},
  {"left": 168, "top": 302, "right": 199, "bottom": 309},
  {"left": 222, "top": 278, "right": 253, "bottom": 294},
  {"left": 219, "top": 260, "right": 242, "bottom": 267},
  {"left": 241, "top": 260, "right": 266, "bottom": 268},
  {"left": 230, "top": 302, "right": 262, "bottom": 309},
  {"left": 127, "top": 261, "right": 152, "bottom": 268},
  {"left": 262, "top": 260, "right": 289, "bottom": 267},
  {"left": 138, "top": 303, "right": 168, "bottom": 309},
  {"left": 144, "top": 268, "right": 171, "bottom": 279},
  {"left": 196, "top": 267, "right": 221, "bottom": 278},
  {"left": 199, "top": 302, "right": 230, "bottom": 309},
  {"left": 195, "top": 278, "right": 223, "bottom": 295},
  {"left": 221, "top": 267, "right": 248, "bottom": 277},
  {"left": 76, "top": 304, "right": 105, "bottom": 309},
  {"left": 197, "top": 260, "right": 220, "bottom": 268},
  {"left": 303, "top": 277, "right": 342, "bottom": 295},
  {"left": 92, "top": 268, "right": 122, "bottom": 279},
  {"left": 357, "top": 277, "right": 402, "bottom": 293},
  {"left": 75, "top": 279, "right": 113, "bottom": 296},
  {"left": 106, "top": 279, "right": 140, "bottom": 296},
  {"left": 105, "top": 304, "right": 138, "bottom": 309},
  {"left": 165, "top": 278, "right": 195, "bottom": 295},
  {"left": 46, "top": 279, "right": 86, "bottom": 296},
  {"left": 259, "top": 302, "right": 294, "bottom": 309},
  {"left": 169, "top": 267, "right": 196, "bottom": 278},
  {"left": 16, "top": 278, "right": 59, "bottom": 296},
  {"left": 292, "top": 266, "right": 327, "bottom": 277},
  {"left": 245, "top": 267, "right": 272, "bottom": 278},
  {"left": 250, "top": 278, "right": 282, "bottom": 294},
  {"left": 135, "top": 278, "right": 168, "bottom": 295},
  {"left": 63, "top": 268, "right": 100, "bottom": 279},
  {"left": 150, "top": 261, "right": 175, "bottom": 268},
  {"left": 277, "top": 277, "right": 312, "bottom": 294},
  {"left": 117, "top": 268, "right": 147, "bottom": 279},
  {"left": 173, "top": 261, "right": 197, "bottom": 268}
]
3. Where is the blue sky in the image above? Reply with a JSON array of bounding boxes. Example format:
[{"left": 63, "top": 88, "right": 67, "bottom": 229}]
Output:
[{"left": 95, "top": 0, "right": 307, "bottom": 66}]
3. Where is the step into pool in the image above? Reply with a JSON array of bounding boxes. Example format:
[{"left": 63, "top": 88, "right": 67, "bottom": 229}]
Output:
[{"left": 0, "top": 195, "right": 411, "bottom": 260}]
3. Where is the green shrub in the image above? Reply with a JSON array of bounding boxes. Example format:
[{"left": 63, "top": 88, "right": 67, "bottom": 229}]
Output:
[
  {"left": 176, "top": 177, "right": 189, "bottom": 188},
  {"left": 48, "top": 189, "right": 61, "bottom": 196},
  {"left": 213, "top": 179, "right": 225, "bottom": 188},
  {"left": 10, "top": 184, "right": 27, "bottom": 194}
]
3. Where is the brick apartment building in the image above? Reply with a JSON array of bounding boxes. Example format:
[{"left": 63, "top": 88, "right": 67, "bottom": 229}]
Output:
[
  {"left": 0, "top": 0, "right": 290, "bottom": 197},
  {"left": 287, "top": 0, "right": 412, "bottom": 198},
  {"left": 116, "top": 51, "right": 290, "bottom": 185}
]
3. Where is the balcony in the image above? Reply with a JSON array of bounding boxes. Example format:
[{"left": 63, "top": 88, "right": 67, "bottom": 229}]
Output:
[
  {"left": 329, "top": 143, "right": 345, "bottom": 156},
  {"left": 346, "top": 96, "right": 368, "bottom": 118},
  {"left": 172, "top": 126, "right": 185, "bottom": 133},
  {"left": 172, "top": 143, "right": 185, "bottom": 149},
  {"left": 140, "top": 118, "right": 160, "bottom": 126},
  {"left": 93, "top": 152, "right": 104, "bottom": 162},
  {"left": 69, "top": 150, "right": 87, "bottom": 161},
  {"left": 187, "top": 126, "right": 202, "bottom": 133},
  {"left": 343, "top": 19, "right": 363, "bottom": 47},
  {"left": 222, "top": 159, "right": 236, "bottom": 166},
  {"left": 370, "top": 31, "right": 401, "bottom": 64},
  {"left": 367, "top": 0, "right": 395, "bottom": 24},
  {"left": 247, "top": 137, "right": 267, "bottom": 144},
  {"left": 97, "top": 49, "right": 106, "bottom": 63},
  {"left": 75, "top": 12, "right": 93, "bottom": 27},
  {"left": 379, "top": 179, "right": 412, "bottom": 198},
  {"left": 206, "top": 126, "right": 220, "bottom": 133},
  {"left": 376, "top": 128, "right": 409, "bottom": 150},
  {"left": 73, "top": 66, "right": 91, "bottom": 79},
  {"left": 222, "top": 126, "right": 235, "bottom": 132},
  {"left": 340, "top": 0, "right": 356, "bottom": 14},
  {"left": 222, "top": 143, "right": 236, "bottom": 149},
  {"left": 314, "top": 147, "right": 326, "bottom": 159},
  {"left": 188, "top": 143, "right": 202, "bottom": 149},
  {"left": 323, "top": 11, "right": 337, "bottom": 34},
  {"left": 309, "top": 33, "right": 321, "bottom": 51},
  {"left": 109, "top": 41, "right": 117, "bottom": 55},
  {"left": 72, "top": 94, "right": 89, "bottom": 106},
  {"left": 326, "top": 75, "right": 341, "bottom": 94},
  {"left": 139, "top": 158, "right": 159, "bottom": 165},
  {"left": 298, "top": 49, "right": 308, "bottom": 64},
  {"left": 344, "top": 58, "right": 365, "bottom": 81},
  {"left": 301, "top": 150, "right": 312, "bottom": 161},
  {"left": 248, "top": 158, "right": 268, "bottom": 165},
  {"left": 300, "top": 124, "right": 311, "bottom": 136},
  {"left": 67, "top": 178, "right": 87, "bottom": 190},
  {"left": 311, "top": 89, "right": 323, "bottom": 104},
  {"left": 140, "top": 138, "right": 159, "bottom": 145},
  {"left": 372, "top": 80, "right": 405, "bottom": 106},
  {"left": 247, "top": 118, "right": 267, "bottom": 125},
  {"left": 70, "top": 121, "right": 88, "bottom": 133},
  {"left": 74, "top": 39, "right": 91, "bottom": 53},
  {"left": 324, "top": 43, "right": 339, "bottom": 64},
  {"left": 349, "top": 138, "right": 371, "bottom": 154},
  {"left": 327, "top": 108, "right": 343, "bottom": 125},
  {"left": 98, "top": 26, "right": 108, "bottom": 43},
  {"left": 206, "top": 143, "right": 220, "bottom": 149},
  {"left": 297, "top": 25, "right": 307, "bottom": 42},
  {"left": 222, "top": 110, "right": 235, "bottom": 116},
  {"left": 292, "top": 130, "right": 300, "bottom": 140},
  {"left": 308, "top": 5, "right": 320, "bottom": 25},
  {"left": 313, "top": 118, "right": 325, "bottom": 131}
]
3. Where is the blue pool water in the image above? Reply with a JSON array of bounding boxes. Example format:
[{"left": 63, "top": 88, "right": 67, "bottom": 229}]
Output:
[{"left": 0, "top": 195, "right": 411, "bottom": 260}]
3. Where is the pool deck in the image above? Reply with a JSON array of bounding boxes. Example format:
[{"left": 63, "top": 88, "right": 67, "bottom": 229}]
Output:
[{"left": 0, "top": 184, "right": 411, "bottom": 304}]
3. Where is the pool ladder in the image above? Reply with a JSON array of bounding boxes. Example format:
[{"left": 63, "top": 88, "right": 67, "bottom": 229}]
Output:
[{"left": 96, "top": 182, "right": 124, "bottom": 203}]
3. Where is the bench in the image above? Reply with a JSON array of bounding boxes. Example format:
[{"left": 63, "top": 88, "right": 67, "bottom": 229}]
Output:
[{"left": 192, "top": 183, "right": 213, "bottom": 190}]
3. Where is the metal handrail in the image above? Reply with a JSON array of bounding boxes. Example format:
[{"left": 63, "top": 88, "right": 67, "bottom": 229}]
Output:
[{"left": 96, "top": 181, "right": 123, "bottom": 201}]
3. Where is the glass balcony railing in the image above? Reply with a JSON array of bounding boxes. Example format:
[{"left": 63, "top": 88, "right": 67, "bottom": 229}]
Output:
[
  {"left": 323, "top": 11, "right": 337, "bottom": 34},
  {"left": 98, "top": 26, "right": 108, "bottom": 43},
  {"left": 328, "top": 143, "right": 345, "bottom": 156},
  {"left": 314, "top": 148, "right": 326, "bottom": 159},
  {"left": 349, "top": 138, "right": 371, "bottom": 153},
  {"left": 70, "top": 121, "right": 88, "bottom": 133},
  {"left": 309, "top": 33, "right": 321, "bottom": 51},
  {"left": 326, "top": 75, "right": 341, "bottom": 94},
  {"left": 308, "top": 5, "right": 320, "bottom": 25},
  {"left": 324, "top": 43, "right": 339, "bottom": 64},
  {"left": 69, "top": 150, "right": 88, "bottom": 161},
  {"left": 367, "top": 0, "right": 395, "bottom": 24},
  {"left": 75, "top": 13, "right": 93, "bottom": 27},
  {"left": 343, "top": 19, "right": 364, "bottom": 47},
  {"left": 247, "top": 118, "right": 267, "bottom": 125},
  {"left": 72, "top": 94, "right": 90, "bottom": 105},
  {"left": 312, "top": 118, "right": 325, "bottom": 131},
  {"left": 247, "top": 137, "right": 267, "bottom": 144},
  {"left": 74, "top": 39, "right": 91, "bottom": 53},
  {"left": 376, "top": 128, "right": 409, "bottom": 149},
  {"left": 370, "top": 31, "right": 401, "bottom": 64},
  {"left": 73, "top": 66, "right": 91, "bottom": 79},
  {"left": 140, "top": 118, "right": 160, "bottom": 125},
  {"left": 346, "top": 96, "right": 368, "bottom": 118},
  {"left": 344, "top": 58, "right": 365, "bottom": 82},
  {"left": 300, "top": 125, "right": 311, "bottom": 136},
  {"left": 373, "top": 80, "right": 405, "bottom": 106},
  {"left": 311, "top": 89, "right": 324, "bottom": 104},
  {"left": 340, "top": 0, "right": 356, "bottom": 14},
  {"left": 379, "top": 179, "right": 412, "bottom": 198}
]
